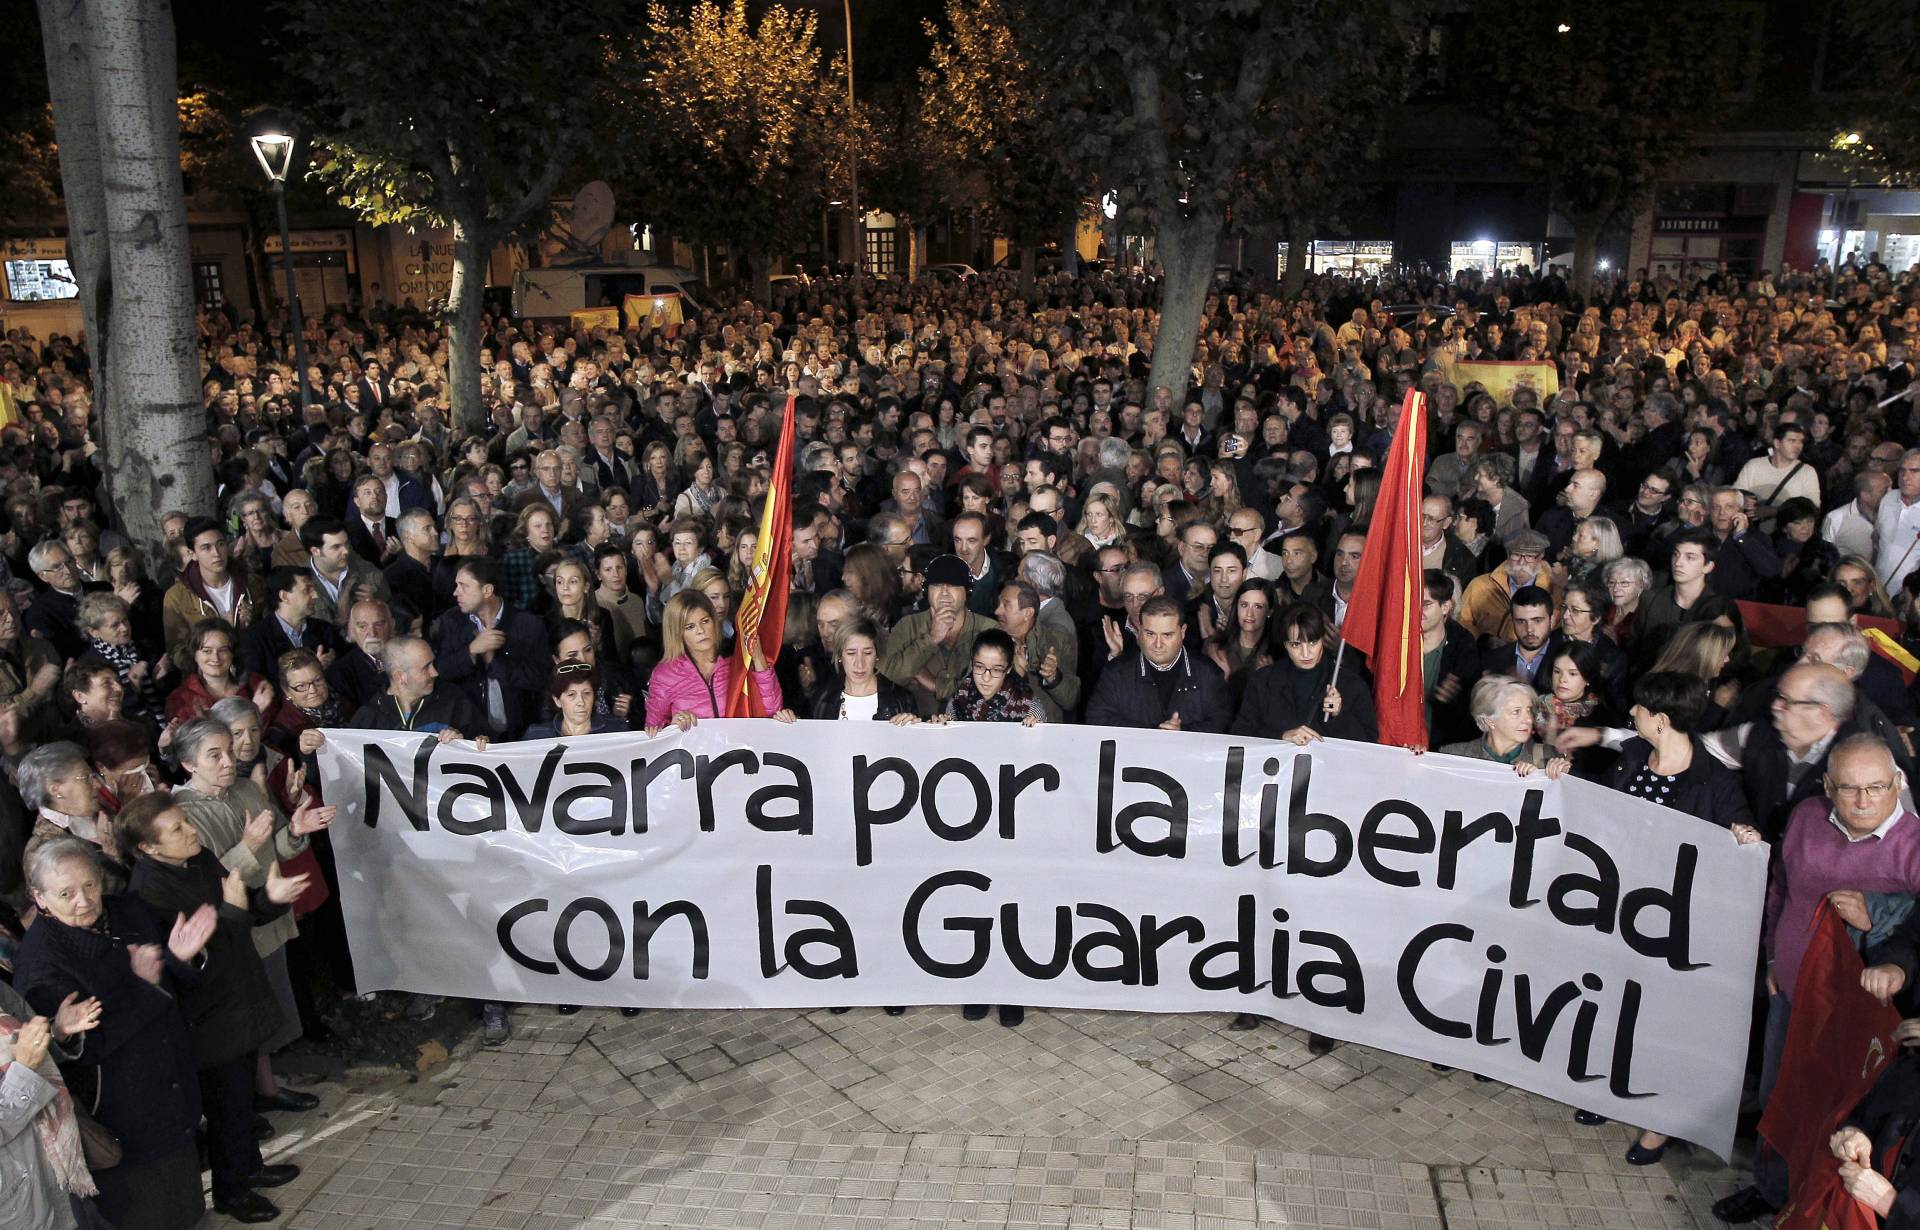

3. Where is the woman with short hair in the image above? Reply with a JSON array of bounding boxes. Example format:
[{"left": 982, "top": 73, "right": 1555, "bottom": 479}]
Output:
[
  {"left": 13, "top": 837, "right": 214, "bottom": 1230},
  {"left": 1438, "top": 677, "right": 1571, "bottom": 778}
]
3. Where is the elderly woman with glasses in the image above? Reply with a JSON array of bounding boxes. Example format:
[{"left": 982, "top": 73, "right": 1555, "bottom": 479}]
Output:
[
  {"left": 13, "top": 836, "right": 214, "bottom": 1230},
  {"left": 18, "top": 742, "right": 118, "bottom": 866}
]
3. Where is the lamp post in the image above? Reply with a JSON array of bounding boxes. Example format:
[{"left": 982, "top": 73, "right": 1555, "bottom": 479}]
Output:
[
  {"left": 843, "top": 0, "right": 860, "bottom": 275},
  {"left": 249, "top": 132, "right": 312, "bottom": 416}
]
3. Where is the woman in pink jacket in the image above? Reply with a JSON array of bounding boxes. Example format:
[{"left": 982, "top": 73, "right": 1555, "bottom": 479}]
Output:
[{"left": 644, "top": 589, "right": 794, "bottom": 730}]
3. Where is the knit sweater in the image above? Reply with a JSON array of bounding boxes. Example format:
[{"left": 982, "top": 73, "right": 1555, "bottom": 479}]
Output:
[{"left": 1765, "top": 795, "right": 1920, "bottom": 998}]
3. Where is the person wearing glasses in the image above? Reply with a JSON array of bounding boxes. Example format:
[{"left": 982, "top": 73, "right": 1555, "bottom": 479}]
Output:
[
  {"left": 19, "top": 741, "right": 121, "bottom": 869},
  {"left": 1711, "top": 734, "right": 1920, "bottom": 1227}
]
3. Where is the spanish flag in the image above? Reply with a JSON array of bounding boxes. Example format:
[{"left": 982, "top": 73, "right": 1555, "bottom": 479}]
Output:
[
  {"left": 726, "top": 393, "right": 798, "bottom": 716},
  {"left": 1340, "top": 389, "right": 1428, "bottom": 747}
]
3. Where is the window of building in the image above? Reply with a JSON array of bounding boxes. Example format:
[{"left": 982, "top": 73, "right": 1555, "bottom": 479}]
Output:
[{"left": 193, "top": 261, "right": 225, "bottom": 311}]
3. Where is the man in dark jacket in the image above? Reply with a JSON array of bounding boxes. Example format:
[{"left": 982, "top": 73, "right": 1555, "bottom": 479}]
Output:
[
  {"left": 237, "top": 568, "right": 345, "bottom": 680},
  {"left": 1084, "top": 597, "right": 1233, "bottom": 732},
  {"left": 351, "top": 635, "right": 487, "bottom": 740},
  {"left": 431, "top": 556, "right": 548, "bottom": 740}
]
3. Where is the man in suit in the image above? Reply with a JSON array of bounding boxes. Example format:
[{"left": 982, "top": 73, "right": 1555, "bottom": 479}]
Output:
[
  {"left": 511, "top": 448, "right": 586, "bottom": 524},
  {"left": 24, "top": 538, "right": 104, "bottom": 660},
  {"left": 584, "top": 416, "right": 632, "bottom": 494},
  {"left": 1418, "top": 495, "right": 1483, "bottom": 592},
  {"left": 1535, "top": 468, "right": 1608, "bottom": 561},
  {"left": 366, "top": 441, "right": 432, "bottom": 518},
  {"left": 356, "top": 362, "right": 390, "bottom": 411},
  {"left": 326, "top": 597, "right": 392, "bottom": 714},
  {"left": 238, "top": 567, "right": 346, "bottom": 679},
  {"left": 302, "top": 516, "right": 392, "bottom": 626},
  {"left": 1506, "top": 407, "right": 1556, "bottom": 508},
  {"left": 950, "top": 511, "right": 1014, "bottom": 615},
  {"left": 346, "top": 474, "right": 398, "bottom": 565},
  {"left": 431, "top": 556, "right": 549, "bottom": 740}
]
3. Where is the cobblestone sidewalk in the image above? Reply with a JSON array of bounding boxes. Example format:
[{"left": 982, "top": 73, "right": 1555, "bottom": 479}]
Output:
[{"left": 234, "top": 1004, "right": 1759, "bottom": 1229}]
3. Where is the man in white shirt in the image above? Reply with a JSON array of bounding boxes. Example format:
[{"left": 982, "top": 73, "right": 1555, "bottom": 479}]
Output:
[
  {"left": 1824, "top": 470, "right": 1889, "bottom": 563},
  {"left": 1876, "top": 448, "right": 1920, "bottom": 594}
]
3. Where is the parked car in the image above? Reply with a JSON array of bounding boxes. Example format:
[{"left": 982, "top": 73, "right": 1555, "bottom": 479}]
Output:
[{"left": 919, "top": 263, "right": 979, "bottom": 285}]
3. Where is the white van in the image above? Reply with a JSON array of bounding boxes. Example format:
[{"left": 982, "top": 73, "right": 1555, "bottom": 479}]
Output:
[{"left": 511, "top": 264, "right": 711, "bottom": 320}]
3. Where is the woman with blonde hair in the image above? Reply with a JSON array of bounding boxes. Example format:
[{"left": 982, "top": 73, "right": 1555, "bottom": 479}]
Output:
[
  {"left": 643, "top": 589, "right": 789, "bottom": 730},
  {"left": 1076, "top": 492, "right": 1125, "bottom": 550},
  {"left": 1649, "top": 621, "right": 1739, "bottom": 730}
]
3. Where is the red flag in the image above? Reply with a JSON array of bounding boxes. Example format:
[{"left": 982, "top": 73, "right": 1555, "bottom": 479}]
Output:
[
  {"left": 1340, "top": 389, "right": 1428, "bottom": 747},
  {"left": 725, "top": 394, "right": 798, "bottom": 717},
  {"left": 1762, "top": 905, "right": 1902, "bottom": 1230},
  {"left": 1735, "top": 600, "right": 1913, "bottom": 684}
]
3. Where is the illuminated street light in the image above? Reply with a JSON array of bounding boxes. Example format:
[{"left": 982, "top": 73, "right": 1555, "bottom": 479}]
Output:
[{"left": 249, "top": 129, "right": 311, "bottom": 414}]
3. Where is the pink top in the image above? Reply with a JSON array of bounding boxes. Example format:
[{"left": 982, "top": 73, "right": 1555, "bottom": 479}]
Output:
[{"left": 643, "top": 655, "right": 782, "bottom": 727}]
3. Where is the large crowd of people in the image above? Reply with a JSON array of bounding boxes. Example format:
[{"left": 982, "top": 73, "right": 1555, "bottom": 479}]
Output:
[{"left": 3, "top": 250, "right": 1920, "bottom": 1226}]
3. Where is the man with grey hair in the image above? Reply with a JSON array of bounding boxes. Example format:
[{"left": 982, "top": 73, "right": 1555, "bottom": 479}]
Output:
[
  {"left": 24, "top": 536, "right": 97, "bottom": 659},
  {"left": 1824, "top": 468, "right": 1890, "bottom": 562},
  {"left": 346, "top": 635, "right": 486, "bottom": 745},
  {"left": 994, "top": 580, "right": 1079, "bottom": 722},
  {"left": 1561, "top": 660, "right": 1875, "bottom": 842}
]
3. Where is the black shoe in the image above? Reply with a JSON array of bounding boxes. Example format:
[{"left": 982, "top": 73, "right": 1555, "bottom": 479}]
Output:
[
  {"left": 213, "top": 1190, "right": 281, "bottom": 1223},
  {"left": 1430, "top": 1063, "right": 1453, "bottom": 1072},
  {"left": 620, "top": 1006, "right": 644, "bottom": 1018},
  {"left": 1306, "top": 1033, "right": 1335, "bottom": 1057},
  {"left": 1711, "top": 1186, "right": 1777, "bottom": 1225},
  {"left": 251, "top": 1116, "right": 274, "bottom": 1142},
  {"left": 254, "top": 1088, "right": 319, "bottom": 1113},
  {"left": 1573, "top": 1110, "right": 1609, "bottom": 1126},
  {"left": 1472, "top": 1074, "right": 1493, "bottom": 1083},
  {"left": 1625, "top": 1141, "right": 1668, "bottom": 1166},
  {"left": 962, "top": 1004, "right": 989, "bottom": 1021},
  {"left": 556, "top": 1004, "right": 581, "bottom": 1015},
  {"left": 997, "top": 1005, "right": 1025, "bottom": 1027},
  {"left": 1228, "top": 1013, "right": 1262, "bottom": 1031},
  {"left": 248, "top": 1163, "right": 301, "bottom": 1188},
  {"left": 884, "top": 1006, "right": 906, "bottom": 1016},
  {"left": 829, "top": 1007, "right": 852, "bottom": 1015}
]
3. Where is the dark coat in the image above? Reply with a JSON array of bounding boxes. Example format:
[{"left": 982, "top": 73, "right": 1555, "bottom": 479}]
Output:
[
  {"left": 1231, "top": 658, "right": 1378, "bottom": 742},
  {"left": 808, "top": 676, "right": 919, "bottom": 721},
  {"left": 326, "top": 646, "right": 387, "bottom": 714},
  {"left": 348, "top": 685, "right": 488, "bottom": 737},
  {"left": 13, "top": 895, "right": 202, "bottom": 1164},
  {"left": 431, "top": 603, "right": 550, "bottom": 738},
  {"left": 1084, "top": 648, "right": 1234, "bottom": 733},
  {"left": 1603, "top": 736, "right": 1752, "bottom": 829},
  {"left": 237, "top": 612, "right": 345, "bottom": 680},
  {"left": 127, "top": 850, "right": 286, "bottom": 1069},
  {"left": 346, "top": 513, "right": 397, "bottom": 566}
]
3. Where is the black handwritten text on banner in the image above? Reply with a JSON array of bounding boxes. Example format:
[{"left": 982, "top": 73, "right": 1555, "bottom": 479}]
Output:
[{"left": 316, "top": 724, "right": 1765, "bottom": 1158}]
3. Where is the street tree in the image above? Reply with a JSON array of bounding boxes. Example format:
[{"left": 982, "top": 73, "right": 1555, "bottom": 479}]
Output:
[
  {"left": 38, "top": 0, "right": 213, "bottom": 553},
  {"left": 612, "top": 0, "right": 828, "bottom": 304},
  {"left": 1472, "top": 0, "right": 1744, "bottom": 296},
  {"left": 919, "top": 0, "right": 1086, "bottom": 298},
  {"left": 283, "top": 0, "right": 622, "bottom": 435},
  {"left": 1036, "top": 0, "right": 1413, "bottom": 406}
]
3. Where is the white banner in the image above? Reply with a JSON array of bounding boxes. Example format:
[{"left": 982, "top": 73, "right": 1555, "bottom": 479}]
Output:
[{"left": 317, "top": 723, "right": 1766, "bottom": 1158}]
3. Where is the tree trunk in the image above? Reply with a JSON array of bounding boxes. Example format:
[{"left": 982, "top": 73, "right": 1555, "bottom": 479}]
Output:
[
  {"left": 1570, "top": 217, "right": 1601, "bottom": 300},
  {"left": 1280, "top": 216, "right": 1311, "bottom": 298},
  {"left": 1062, "top": 211, "right": 1080, "bottom": 277},
  {"left": 80, "top": 0, "right": 211, "bottom": 553},
  {"left": 1017, "top": 243, "right": 1036, "bottom": 301},
  {"left": 1147, "top": 212, "right": 1223, "bottom": 411},
  {"left": 747, "top": 248, "right": 772, "bottom": 306},
  {"left": 40, "top": 0, "right": 110, "bottom": 438},
  {"left": 445, "top": 220, "right": 490, "bottom": 437}
]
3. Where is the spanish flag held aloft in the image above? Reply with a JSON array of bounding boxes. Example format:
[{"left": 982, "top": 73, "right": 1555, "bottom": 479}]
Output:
[
  {"left": 1339, "top": 389, "right": 1428, "bottom": 748},
  {"left": 725, "top": 393, "right": 799, "bottom": 716}
]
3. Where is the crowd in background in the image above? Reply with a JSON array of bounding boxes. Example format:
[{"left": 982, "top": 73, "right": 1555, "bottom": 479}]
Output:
[{"left": 3, "top": 251, "right": 1920, "bottom": 1225}]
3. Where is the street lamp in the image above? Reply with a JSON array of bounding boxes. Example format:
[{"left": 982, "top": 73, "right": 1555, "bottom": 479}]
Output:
[
  {"left": 250, "top": 131, "right": 313, "bottom": 416},
  {"left": 843, "top": 0, "right": 861, "bottom": 275}
]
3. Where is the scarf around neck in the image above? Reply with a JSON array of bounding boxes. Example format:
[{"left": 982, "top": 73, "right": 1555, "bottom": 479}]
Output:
[{"left": 0, "top": 1012, "right": 94, "bottom": 1195}]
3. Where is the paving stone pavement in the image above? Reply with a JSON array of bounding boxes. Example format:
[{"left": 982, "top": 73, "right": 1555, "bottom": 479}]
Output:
[{"left": 231, "top": 1004, "right": 1761, "bottom": 1229}]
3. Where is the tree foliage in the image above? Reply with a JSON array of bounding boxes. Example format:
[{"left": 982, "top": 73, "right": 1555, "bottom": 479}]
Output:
[
  {"left": 1820, "top": 0, "right": 1920, "bottom": 185},
  {"left": 1023, "top": 0, "right": 1415, "bottom": 401},
  {"left": 280, "top": 0, "right": 625, "bottom": 431},
  {"left": 610, "top": 0, "right": 829, "bottom": 297},
  {"left": 918, "top": 0, "right": 1084, "bottom": 252},
  {"left": 1472, "top": 0, "right": 1745, "bottom": 291}
]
